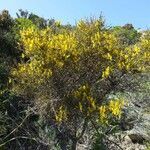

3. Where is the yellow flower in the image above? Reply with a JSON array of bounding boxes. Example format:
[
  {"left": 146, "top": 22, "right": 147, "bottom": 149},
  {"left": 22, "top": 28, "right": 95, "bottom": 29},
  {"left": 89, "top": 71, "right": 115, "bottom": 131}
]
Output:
[
  {"left": 99, "top": 105, "right": 107, "bottom": 123},
  {"left": 79, "top": 102, "right": 83, "bottom": 112},
  {"left": 109, "top": 99, "right": 124, "bottom": 118},
  {"left": 88, "top": 96, "right": 96, "bottom": 110},
  {"left": 107, "top": 53, "right": 112, "bottom": 60},
  {"left": 55, "top": 106, "right": 67, "bottom": 123},
  {"left": 21, "top": 53, "right": 25, "bottom": 58},
  {"left": 134, "top": 46, "right": 140, "bottom": 55},
  {"left": 102, "top": 66, "right": 111, "bottom": 78}
]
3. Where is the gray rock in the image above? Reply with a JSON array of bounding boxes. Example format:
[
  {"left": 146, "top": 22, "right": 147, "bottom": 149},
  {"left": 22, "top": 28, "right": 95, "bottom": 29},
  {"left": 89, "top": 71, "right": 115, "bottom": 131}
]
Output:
[{"left": 127, "top": 113, "right": 150, "bottom": 143}]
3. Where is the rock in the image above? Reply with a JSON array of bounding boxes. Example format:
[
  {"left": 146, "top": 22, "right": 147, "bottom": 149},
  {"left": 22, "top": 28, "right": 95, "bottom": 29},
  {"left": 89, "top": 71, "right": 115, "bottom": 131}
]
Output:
[
  {"left": 127, "top": 113, "right": 150, "bottom": 144},
  {"left": 128, "top": 131, "right": 146, "bottom": 144},
  {"left": 106, "top": 75, "right": 150, "bottom": 149},
  {"left": 106, "top": 134, "right": 146, "bottom": 150}
]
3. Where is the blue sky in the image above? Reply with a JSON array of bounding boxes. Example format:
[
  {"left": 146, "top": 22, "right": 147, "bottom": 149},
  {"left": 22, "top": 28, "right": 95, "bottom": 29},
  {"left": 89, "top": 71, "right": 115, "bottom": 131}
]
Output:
[{"left": 0, "top": 0, "right": 149, "bottom": 29}]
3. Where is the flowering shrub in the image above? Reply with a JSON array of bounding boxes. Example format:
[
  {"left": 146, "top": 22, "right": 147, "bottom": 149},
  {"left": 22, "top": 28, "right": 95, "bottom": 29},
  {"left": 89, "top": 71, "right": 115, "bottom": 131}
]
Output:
[{"left": 10, "top": 18, "right": 149, "bottom": 148}]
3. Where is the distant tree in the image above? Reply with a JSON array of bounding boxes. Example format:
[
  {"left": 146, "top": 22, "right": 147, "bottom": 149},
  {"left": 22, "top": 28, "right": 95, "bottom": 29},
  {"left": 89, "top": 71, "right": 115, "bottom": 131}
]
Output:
[
  {"left": 0, "top": 10, "right": 13, "bottom": 30},
  {"left": 28, "top": 13, "right": 48, "bottom": 28},
  {"left": 16, "top": 9, "right": 29, "bottom": 19},
  {"left": 16, "top": 9, "right": 55, "bottom": 28},
  {"left": 111, "top": 23, "right": 141, "bottom": 46},
  {"left": 0, "top": 10, "right": 19, "bottom": 59},
  {"left": 123, "top": 23, "right": 134, "bottom": 30}
]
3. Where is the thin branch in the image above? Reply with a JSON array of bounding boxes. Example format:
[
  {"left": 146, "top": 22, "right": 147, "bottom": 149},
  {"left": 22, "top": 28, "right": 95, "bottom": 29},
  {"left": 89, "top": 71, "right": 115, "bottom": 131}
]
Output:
[
  {"left": 3, "top": 112, "right": 31, "bottom": 140},
  {"left": 0, "top": 136, "right": 51, "bottom": 148}
]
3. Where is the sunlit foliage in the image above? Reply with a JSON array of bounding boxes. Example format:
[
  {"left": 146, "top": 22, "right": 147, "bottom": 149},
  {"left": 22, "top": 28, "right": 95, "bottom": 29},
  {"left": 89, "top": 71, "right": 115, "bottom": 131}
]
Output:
[{"left": 12, "top": 18, "right": 149, "bottom": 120}]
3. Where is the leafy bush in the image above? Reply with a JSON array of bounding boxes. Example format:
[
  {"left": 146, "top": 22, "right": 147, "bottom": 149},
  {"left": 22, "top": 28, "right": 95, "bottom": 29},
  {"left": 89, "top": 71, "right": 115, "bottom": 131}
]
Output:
[{"left": 10, "top": 18, "right": 149, "bottom": 149}]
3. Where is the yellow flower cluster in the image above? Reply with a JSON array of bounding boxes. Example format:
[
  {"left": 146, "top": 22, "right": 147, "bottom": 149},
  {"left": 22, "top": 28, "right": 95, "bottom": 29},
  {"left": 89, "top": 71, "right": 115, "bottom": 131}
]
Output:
[
  {"left": 74, "top": 84, "right": 96, "bottom": 114},
  {"left": 109, "top": 99, "right": 124, "bottom": 118},
  {"left": 99, "top": 99, "right": 124, "bottom": 124},
  {"left": 99, "top": 105, "right": 108, "bottom": 124},
  {"left": 55, "top": 106, "right": 67, "bottom": 123},
  {"left": 11, "top": 19, "right": 149, "bottom": 124},
  {"left": 102, "top": 66, "right": 111, "bottom": 78},
  {"left": 15, "top": 18, "right": 148, "bottom": 88},
  {"left": 73, "top": 84, "right": 124, "bottom": 124}
]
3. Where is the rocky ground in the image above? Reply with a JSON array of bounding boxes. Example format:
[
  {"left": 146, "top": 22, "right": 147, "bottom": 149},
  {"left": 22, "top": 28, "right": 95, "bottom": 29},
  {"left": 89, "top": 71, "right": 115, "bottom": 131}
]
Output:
[
  {"left": 77, "top": 73, "right": 150, "bottom": 150},
  {"left": 117, "top": 74, "right": 150, "bottom": 150}
]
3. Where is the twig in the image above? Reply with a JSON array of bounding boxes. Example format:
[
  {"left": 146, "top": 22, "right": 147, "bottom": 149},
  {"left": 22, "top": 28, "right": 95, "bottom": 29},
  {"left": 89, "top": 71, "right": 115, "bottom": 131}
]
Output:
[
  {"left": 3, "top": 112, "right": 31, "bottom": 140},
  {"left": 0, "top": 136, "right": 51, "bottom": 148}
]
